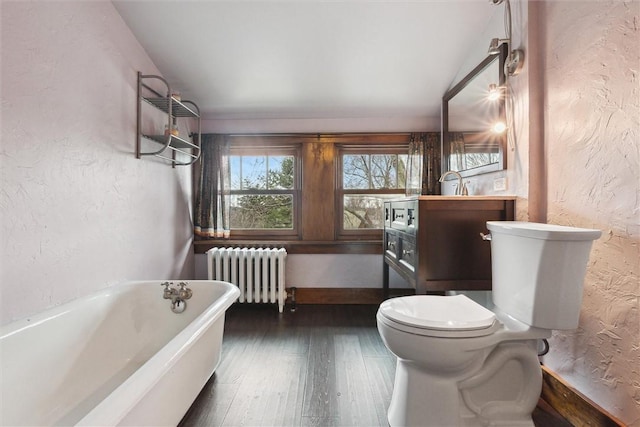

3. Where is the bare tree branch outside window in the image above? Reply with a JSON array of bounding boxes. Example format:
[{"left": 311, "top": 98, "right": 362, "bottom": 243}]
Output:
[{"left": 342, "top": 153, "right": 407, "bottom": 230}]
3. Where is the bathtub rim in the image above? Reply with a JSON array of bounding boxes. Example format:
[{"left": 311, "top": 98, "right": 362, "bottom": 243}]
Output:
[{"left": 1, "top": 280, "right": 238, "bottom": 337}]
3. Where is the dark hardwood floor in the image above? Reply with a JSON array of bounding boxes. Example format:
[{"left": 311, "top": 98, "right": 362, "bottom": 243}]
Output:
[{"left": 179, "top": 304, "right": 572, "bottom": 427}]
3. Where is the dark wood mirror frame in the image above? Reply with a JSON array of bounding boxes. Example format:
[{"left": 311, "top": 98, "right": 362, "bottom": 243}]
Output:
[{"left": 441, "top": 42, "right": 508, "bottom": 178}]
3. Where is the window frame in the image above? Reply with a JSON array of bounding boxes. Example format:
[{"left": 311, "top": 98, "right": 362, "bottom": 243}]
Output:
[
  {"left": 335, "top": 142, "right": 409, "bottom": 240},
  {"left": 227, "top": 137, "right": 302, "bottom": 240}
]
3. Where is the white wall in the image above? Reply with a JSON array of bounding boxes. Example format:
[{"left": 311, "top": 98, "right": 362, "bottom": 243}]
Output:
[
  {"left": 0, "top": 2, "right": 194, "bottom": 325},
  {"left": 194, "top": 253, "right": 407, "bottom": 288},
  {"left": 202, "top": 116, "right": 438, "bottom": 134},
  {"left": 539, "top": 1, "right": 639, "bottom": 424}
]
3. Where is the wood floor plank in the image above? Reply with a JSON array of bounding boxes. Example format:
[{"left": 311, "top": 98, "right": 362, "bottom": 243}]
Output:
[
  {"left": 222, "top": 353, "right": 307, "bottom": 426},
  {"left": 213, "top": 331, "right": 266, "bottom": 385},
  {"left": 300, "top": 416, "right": 341, "bottom": 426},
  {"left": 302, "top": 328, "right": 338, "bottom": 418},
  {"left": 254, "top": 325, "right": 309, "bottom": 357},
  {"left": 357, "top": 327, "right": 392, "bottom": 358},
  {"left": 363, "top": 356, "right": 396, "bottom": 426},
  {"left": 334, "top": 334, "right": 380, "bottom": 426},
  {"left": 180, "top": 376, "right": 239, "bottom": 427}
]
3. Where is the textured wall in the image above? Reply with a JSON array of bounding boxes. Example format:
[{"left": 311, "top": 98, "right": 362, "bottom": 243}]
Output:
[
  {"left": 0, "top": 2, "right": 194, "bottom": 325},
  {"left": 540, "top": 1, "right": 640, "bottom": 424}
]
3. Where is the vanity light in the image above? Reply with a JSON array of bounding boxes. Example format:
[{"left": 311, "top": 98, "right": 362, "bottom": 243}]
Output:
[
  {"left": 492, "top": 121, "right": 507, "bottom": 134},
  {"left": 487, "top": 83, "right": 502, "bottom": 101}
]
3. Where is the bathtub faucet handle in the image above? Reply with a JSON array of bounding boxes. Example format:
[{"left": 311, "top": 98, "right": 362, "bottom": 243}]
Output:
[
  {"left": 161, "top": 282, "right": 174, "bottom": 299},
  {"left": 178, "top": 282, "right": 193, "bottom": 300}
]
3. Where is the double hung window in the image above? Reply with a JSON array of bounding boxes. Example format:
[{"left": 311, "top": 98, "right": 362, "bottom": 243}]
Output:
[
  {"left": 228, "top": 143, "right": 300, "bottom": 238},
  {"left": 337, "top": 145, "right": 408, "bottom": 238}
]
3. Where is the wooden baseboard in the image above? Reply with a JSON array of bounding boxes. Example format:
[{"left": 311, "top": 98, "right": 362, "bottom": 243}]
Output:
[
  {"left": 285, "top": 287, "right": 414, "bottom": 305},
  {"left": 541, "top": 365, "right": 626, "bottom": 426}
]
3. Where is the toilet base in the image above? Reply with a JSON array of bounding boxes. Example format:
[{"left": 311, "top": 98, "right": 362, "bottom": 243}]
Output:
[
  {"left": 388, "top": 360, "right": 462, "bottom": 427},
  {"left": 387, "top": 341, "right": 541, "bottom": 427}
]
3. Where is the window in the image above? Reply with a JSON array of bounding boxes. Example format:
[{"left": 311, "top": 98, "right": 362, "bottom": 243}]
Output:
[
  {"left": 228, "top": 142, "right": 300, "bottom": 237},
  {"left": 337, "top": 145, "right": 408, "bottom": 238}
]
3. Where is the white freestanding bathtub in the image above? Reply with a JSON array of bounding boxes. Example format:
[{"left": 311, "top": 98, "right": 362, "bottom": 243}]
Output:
[{"left": 0, "top": 280, "right": 240, "bottom": 426}]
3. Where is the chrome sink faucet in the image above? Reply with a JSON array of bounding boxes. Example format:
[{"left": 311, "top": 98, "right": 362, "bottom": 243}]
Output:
[
  {"left": 161, "top": 281, "right": 193, "bottom": 313},
  {"left": 439, "top": 170, "right": 468, "bottom": 196}
]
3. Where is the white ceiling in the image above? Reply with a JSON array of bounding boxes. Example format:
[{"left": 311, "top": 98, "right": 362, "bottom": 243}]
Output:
[{"left": 113, "top": 1, "right": 498, "bottom": 122}]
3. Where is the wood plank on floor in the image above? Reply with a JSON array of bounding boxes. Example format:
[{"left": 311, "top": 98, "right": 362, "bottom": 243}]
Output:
[
  {"left": 221, "top": 352, "right": 307, "bottom": 426},
  {"left": 363, "top": 355, "right": 396, "bottom": 426},
  {"left": 334, "top": 334, "right": 380, "bottom": 427},
  {"left": 302, "top": 328, "right": 338, "bottom": 419},
  {"left": 180, "top": 377, "right": 238, "bottom": 427}
]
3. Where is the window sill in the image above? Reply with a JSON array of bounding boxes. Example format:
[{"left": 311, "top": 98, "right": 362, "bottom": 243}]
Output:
[{"left": 193, "top": 239, "right": 383, "bottom": 255}]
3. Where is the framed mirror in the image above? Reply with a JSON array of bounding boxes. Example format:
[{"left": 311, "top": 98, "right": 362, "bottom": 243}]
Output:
[{"left": 442, "top": 43, "right": 507, "bottom": 177}]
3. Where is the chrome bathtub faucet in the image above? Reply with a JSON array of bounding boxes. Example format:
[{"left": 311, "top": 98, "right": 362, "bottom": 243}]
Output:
[{"left": 161, "top": 281, "right": 193, "bottom": 313}]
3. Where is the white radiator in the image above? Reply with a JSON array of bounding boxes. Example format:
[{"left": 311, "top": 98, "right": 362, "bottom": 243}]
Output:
[{"left": 206, "top": 247, "right": 287, "bottom": 313}]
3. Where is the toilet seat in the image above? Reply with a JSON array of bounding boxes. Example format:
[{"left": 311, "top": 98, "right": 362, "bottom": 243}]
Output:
[{"left": 378, "top": 295, "right": 499, "bottom": 338}]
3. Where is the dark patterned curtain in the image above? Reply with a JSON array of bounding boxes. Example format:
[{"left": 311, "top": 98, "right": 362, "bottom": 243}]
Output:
[
  {"left": 406, "top": 132, "right": 441, "bottom": 195},
  {"left": 450, "top": 132, "right": 466, "bottom": 172},
  {"left": 194, "top": 134, "right": 230, "bottom": 239}
]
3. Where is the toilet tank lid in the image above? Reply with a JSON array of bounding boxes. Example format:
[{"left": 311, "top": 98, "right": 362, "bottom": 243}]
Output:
[
  {"left": 487, "top": 221, "right": 602, "bottom": 241},
  {"left": 379, "top": 295, "right": 496, "bottom": 330}
]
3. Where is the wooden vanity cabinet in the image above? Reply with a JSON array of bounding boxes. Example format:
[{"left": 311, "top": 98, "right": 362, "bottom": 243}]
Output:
[{"left": 383, "top": 196, "right": 515, "bottom": 294}]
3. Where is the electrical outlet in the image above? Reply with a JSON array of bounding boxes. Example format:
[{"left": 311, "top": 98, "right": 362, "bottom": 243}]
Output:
[{"left": 493, "top": 177, "right": 507, "bottom": 192}]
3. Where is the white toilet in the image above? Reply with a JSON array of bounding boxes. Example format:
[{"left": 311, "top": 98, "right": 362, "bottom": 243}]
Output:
[{"left": 377, "top": 221, "right": 601, "bottom": 427}]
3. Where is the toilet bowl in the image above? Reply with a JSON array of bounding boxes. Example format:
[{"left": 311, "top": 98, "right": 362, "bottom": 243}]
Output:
[{"left": 377, "top": 221, "right": 601, "bottom": 427}]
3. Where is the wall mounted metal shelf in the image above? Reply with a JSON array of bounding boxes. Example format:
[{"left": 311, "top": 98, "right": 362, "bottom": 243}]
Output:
[{"left": 137, "top": 73, "right": 201, "bottom": 166}]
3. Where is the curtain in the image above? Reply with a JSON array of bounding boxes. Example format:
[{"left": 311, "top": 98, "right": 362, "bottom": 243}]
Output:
[
  {"left": 194, "top": 134, "right": 230, "bottom": 239},
  {"left": 405, "top": 132, "right": 441, "bottom": 195},
  {"left": 450, "top": 132, "right": 466, "bottom": 172},
  {"left": 405, "top": 133, "right": 423, "bottom": 195}
]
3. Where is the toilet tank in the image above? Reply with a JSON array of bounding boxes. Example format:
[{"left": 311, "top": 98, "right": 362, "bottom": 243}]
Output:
[{"left": 486, "top": 221, "right": 601, "bottom": 330}]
